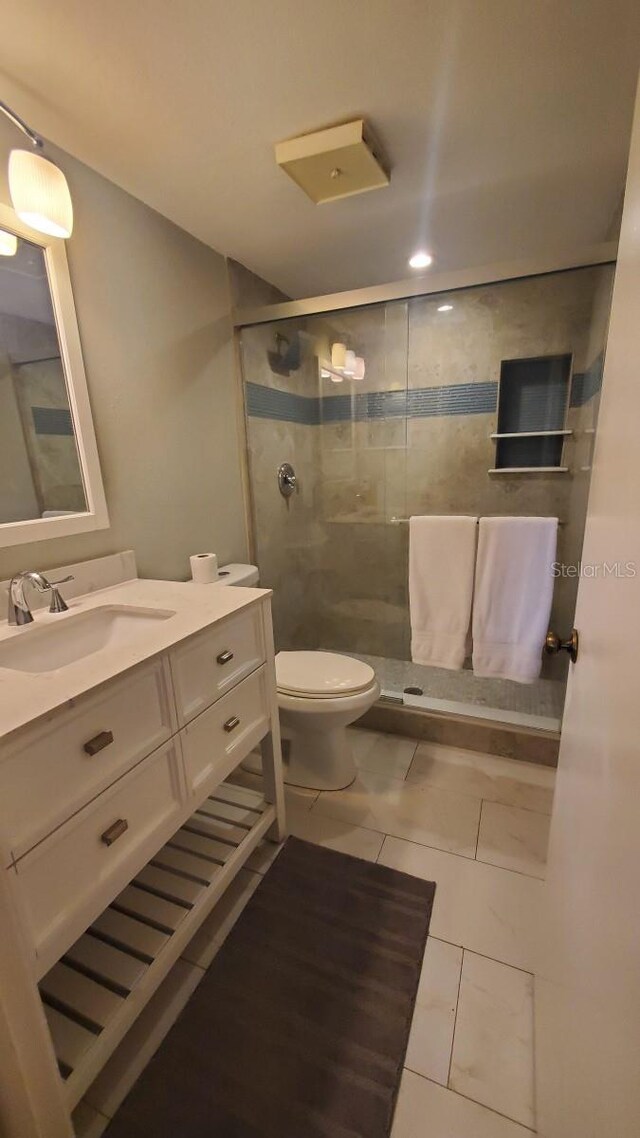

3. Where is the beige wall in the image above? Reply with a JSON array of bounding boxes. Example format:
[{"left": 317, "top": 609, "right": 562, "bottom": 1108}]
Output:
[{"left": 0, "top": 118, "right": 248, "bottom": 582}]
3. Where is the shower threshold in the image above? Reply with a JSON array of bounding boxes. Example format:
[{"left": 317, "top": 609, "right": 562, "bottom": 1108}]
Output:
[{"left": 345, "top": 651, "right": 564, "bottom": 734}]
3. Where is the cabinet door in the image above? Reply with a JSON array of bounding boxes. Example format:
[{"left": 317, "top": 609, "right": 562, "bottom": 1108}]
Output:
[
  {"left": 181, "top": 665, "right": 269, "bottom": 800},
  {"left": 170, "top": 606, "right": 265, "bottom": 724},
  {"left": 13, "top": 739, "right": 185, "bottom": 979}
]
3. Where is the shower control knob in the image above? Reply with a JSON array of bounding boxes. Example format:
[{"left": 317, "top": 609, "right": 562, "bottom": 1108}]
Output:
[
  {"left": 545, "top": 628, "right": 579, "bottom": 663},
  {"left": 278, "top": 462, "right": 297, "bottom": 498}
]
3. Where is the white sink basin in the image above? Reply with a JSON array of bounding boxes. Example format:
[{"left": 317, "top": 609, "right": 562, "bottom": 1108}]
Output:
[{"left": 0, "top": 605, "right": 176, "bottom": 674}]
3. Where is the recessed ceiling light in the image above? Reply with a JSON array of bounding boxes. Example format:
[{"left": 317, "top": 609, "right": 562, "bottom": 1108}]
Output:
[
  {"left": 437, "top": 304, "right": 453, "bottom": 312},
  {"left": 408, "top": 251, "right": 432, "bottom": 270}
]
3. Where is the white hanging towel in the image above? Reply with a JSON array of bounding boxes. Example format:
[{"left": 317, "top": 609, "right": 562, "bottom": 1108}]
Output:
[
  {"left": 409, "top": 516, "right": 478, "bottom": 670},
  {"left": 472, "top": 516, "right": 558, "bottom": 683}
]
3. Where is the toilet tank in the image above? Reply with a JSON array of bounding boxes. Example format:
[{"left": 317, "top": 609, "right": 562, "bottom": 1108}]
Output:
[{"left": 216, "top": 563, "right": 260, "bottom": 586}]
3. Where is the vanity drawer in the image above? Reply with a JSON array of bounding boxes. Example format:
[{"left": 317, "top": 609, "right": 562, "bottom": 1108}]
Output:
[
  {"left": 181, "top": 665, "right": 269, "bottom": 799},
  {"left": 0, "top": 658, "right": 176, "bottom": 863},
  {"left": 13, "top": 739, "right": 185, "bottom": 979},
  {"left": 170, "top": 606, "right": 265, "bottom": 724}
]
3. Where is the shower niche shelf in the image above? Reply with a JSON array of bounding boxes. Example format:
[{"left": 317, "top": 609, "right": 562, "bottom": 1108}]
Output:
[
  {"left": 490, "top": 430, "right": 573, "bottom": 439},
  {"left": 38, "top": 778, "right": 274, "bottom": 1111},
  {"left": 493, "top": 353, "right": 573, "bottom": 471},
  {"left": 488, "top": 466, "right": 570, "bottom": 474}
]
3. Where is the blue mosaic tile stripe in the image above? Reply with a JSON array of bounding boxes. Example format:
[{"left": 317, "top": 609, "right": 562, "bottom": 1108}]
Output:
[
  {"left": 246, "top": 360, "right": 603, "bottom": 426},
  {"left": 246, "top": 380, "right": 499, "bottom": 424},
  {"left": 570, "top": 353, "right": 603, "bottom": 407},
  {"left": 322, "top": 381, "right": 498, "bottom": 422},
  {"left": 245, "top": 381, "right": 320, "bottom": 425},
  {"left": 31, "top": 406, "right": 74, "bottom": 436}
]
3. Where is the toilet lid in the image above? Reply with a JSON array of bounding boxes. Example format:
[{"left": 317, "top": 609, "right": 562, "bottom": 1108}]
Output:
[{"left": 276, "top": 651, "right": 376, "bottom": 697}]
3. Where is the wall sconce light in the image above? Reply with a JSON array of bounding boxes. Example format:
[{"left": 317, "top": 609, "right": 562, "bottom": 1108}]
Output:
[
  {"left": 0, "top": 100, "right": 73, "bottom": 238},
  {"left": 0, "top": 228, "right": 17, "bottom": 256},
  {"left": 325, "top": 343, "right": 365, "bottom": 383}
]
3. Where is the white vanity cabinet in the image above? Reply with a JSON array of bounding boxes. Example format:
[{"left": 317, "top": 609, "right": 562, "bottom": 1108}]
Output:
[{"left": 0, "top": 584, "right": 285, "bottom": 1138}]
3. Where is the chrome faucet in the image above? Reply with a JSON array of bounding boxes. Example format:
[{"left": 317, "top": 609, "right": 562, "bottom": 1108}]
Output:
[{"left": 8, "top": 570, "right": 74, "bottom": 626}]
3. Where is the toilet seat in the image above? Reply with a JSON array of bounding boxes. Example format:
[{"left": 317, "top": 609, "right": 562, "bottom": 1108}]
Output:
[{"left": 276, "top": 650, "right": 376, "bottom": 699}]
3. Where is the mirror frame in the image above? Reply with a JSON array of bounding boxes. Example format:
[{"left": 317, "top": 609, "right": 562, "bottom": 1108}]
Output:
[{"left": 0, "top": 201, "right": 109, "bottom": 548}]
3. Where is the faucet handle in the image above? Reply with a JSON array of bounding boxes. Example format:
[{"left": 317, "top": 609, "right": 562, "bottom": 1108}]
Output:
[{"left": 47, "top": 575, "right": 74, "bottom": 613}]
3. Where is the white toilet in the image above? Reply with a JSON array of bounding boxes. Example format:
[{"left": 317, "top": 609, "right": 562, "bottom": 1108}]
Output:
[{"left": 215, "top": 565, "right": 380, "bottom": 790}]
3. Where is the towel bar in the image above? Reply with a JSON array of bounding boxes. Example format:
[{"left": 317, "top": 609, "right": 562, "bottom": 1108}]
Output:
[{"left": 390, "top": 515, "right": 565, "bottom": 526}]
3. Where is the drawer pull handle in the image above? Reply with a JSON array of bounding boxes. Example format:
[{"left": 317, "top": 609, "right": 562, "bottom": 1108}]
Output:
[
  {"left": 217, "top": 650, "right": 234, "bottom": 665},
  {"left": 84, "top": 730, "right": 114, "bottom": 756},
  {"left": 101, "top": 818, "right": 128, "bottom": 846},
  {"left": 224, "top": 715, "right": 240, "bottom": 733}
]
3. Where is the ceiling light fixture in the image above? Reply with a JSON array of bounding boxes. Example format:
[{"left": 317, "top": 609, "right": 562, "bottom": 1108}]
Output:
[
  {"left": 353, "top": 357, "right": 365, "bottom": 381},
  {"left": 0, "top": 100, "right": 73, "bottom": 239},
  {"left": 0, "top": 229, "right": 17, "bottom": 256},
  {"left": 437, "top": 304, "right": 453, "bottom": 312},
  {"left": 409, "top": 251, "right": 432, "bottom": 270}
]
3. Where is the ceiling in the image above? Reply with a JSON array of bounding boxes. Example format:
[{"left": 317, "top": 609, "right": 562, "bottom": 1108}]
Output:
[{"left": 0, "top": 1, "right": 639, "bottom": 299}]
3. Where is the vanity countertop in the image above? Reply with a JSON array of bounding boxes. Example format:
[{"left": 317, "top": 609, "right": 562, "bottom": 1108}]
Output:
[{"left": 0, "top": 578, "right": 270, "bottom": 744}]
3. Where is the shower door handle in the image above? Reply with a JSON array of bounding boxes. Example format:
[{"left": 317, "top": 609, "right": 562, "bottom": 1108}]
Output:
[{"left": 545, "top": 628, "right": 579, "bottom": 663}]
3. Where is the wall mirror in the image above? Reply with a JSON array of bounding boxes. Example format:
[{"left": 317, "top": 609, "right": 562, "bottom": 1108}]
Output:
[{"left": 0, "top": 202, "right": 108, "bottom": 548}]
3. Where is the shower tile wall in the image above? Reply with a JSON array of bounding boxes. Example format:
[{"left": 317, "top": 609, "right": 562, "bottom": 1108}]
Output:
[
  {"left": 241, "top": 317, "right": 326, "bottom": 650},
  {"left": 240, "top": 264, "right": 613, "bottom": 691}
]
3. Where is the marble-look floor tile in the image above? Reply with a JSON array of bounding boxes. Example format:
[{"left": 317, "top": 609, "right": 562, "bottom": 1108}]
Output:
[
  {"left": 391, "top": 1070, "right": 535, "bottom": 1137},
  {"left": 408, "top": 742, "right": 555, "bottom": 814},
  {"left": 347, "top": 727, "right": 418, "bottom": 779},
  {"left": 313, "top": 768, "right": 481, "bottom": 857},
  {"left": 450, "top": 952, "right": 535, "bottom": 1129},
  {"left": 476, "top": 801, "right": 551, "bottom": 878},
  {"left": 378, "top": 837, "right": 541, "bottom": 972},
  {"left": 228, "top": 764, "right": 318, "bottom": 810},
  {"left": 405, "top": 937, "right": 462, "bottom": 1085},
  {"left": 287, "top": 801, "right": 385, "bottom": 861}
]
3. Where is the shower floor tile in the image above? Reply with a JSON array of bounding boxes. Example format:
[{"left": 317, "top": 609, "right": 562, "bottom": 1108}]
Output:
[{"left": 345, "top": 650, "right": 565, "bottom": 728}]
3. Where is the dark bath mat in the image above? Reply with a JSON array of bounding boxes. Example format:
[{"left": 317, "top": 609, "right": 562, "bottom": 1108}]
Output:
[{"left": 104, "top": 836, "right": 436, "bottom": 1138}]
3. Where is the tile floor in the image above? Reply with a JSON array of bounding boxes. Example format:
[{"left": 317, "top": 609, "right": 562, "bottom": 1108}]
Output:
[{"left": 233, "top": 727, "right": 556, "bottom": 1136}]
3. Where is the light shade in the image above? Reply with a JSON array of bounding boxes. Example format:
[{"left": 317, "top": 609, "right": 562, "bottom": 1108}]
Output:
[
  {"left": 0, "top": 229, "right": 17, "bottom": 256},
  {"left": 9, "top": 149, "right": 73, "bottom": 238},
  {"left": 353, "top": 356, "right": 365, "bottom": 380},
  {"left": 343, "top": 349, "right": 356, "bottom": 376},
  {"left": 331, "top": 342, "right": 347, "bottom": 369}
]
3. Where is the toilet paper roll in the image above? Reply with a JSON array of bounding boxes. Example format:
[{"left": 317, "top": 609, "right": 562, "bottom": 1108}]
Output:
[{"left": 190, "top": 553, "right": 219, "bottom": 584}]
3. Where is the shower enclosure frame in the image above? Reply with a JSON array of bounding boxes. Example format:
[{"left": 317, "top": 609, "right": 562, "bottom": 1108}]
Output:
[
  {"left": 233, "top": 243, "right": 617, "bottom": 738},
  {"left": 232, "top": 243, "right": 616, "bottom": 328}
]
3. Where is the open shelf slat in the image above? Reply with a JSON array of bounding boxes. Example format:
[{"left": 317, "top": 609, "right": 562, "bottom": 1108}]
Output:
[
  {"left": 64, "top": 934, "right": 147, "bottom": 995},
  {"left": 38, "top": 779, "right": 276, "bottom": 1109}
]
